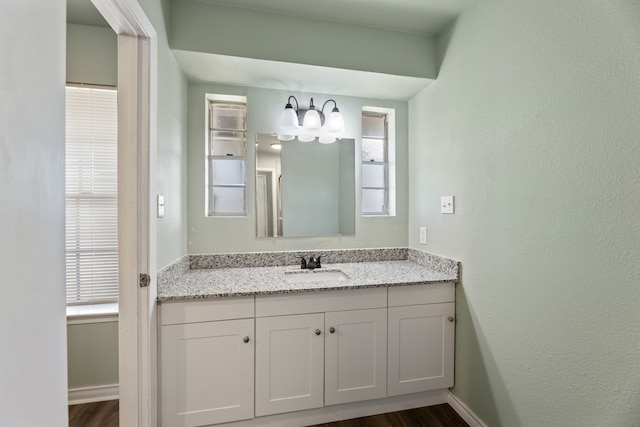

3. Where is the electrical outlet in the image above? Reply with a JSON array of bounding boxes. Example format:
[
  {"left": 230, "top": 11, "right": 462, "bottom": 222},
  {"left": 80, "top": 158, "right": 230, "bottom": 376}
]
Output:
[
  {"left": 419, "top": 227, "right": 427, "bottom": 245},
  {"left": 157, "top": 195, "right": 165, "bottom": 218},
  {"left": 441, "top": 196, "right": 454, "bottom": 214}
]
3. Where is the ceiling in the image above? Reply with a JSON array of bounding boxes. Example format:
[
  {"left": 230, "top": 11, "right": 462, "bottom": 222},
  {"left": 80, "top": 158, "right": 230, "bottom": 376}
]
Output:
[{"left": 196, "top": 0, "right": 473, "bottom": 35}]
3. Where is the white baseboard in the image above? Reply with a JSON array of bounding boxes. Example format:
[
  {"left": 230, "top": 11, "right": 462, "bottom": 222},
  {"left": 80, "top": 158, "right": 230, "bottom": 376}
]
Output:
[
  {"left": 68, "top": 384, "right": 119, "bottom": 405},
  {"left": 448, "top": 391, "right": 487, "bottom": 427}
]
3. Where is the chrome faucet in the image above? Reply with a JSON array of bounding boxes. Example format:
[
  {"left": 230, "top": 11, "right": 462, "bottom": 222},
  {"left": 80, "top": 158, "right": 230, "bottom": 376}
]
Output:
[{"left": 297, "top": 255, "right": 322, "bottom": 270}]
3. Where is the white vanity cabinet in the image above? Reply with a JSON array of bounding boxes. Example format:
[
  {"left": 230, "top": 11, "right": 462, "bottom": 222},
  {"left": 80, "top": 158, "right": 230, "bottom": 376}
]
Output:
[
  {"left": 324, "top": 308, "right": 387, "bottom": 405},
  {"left": 159, "top": 282, "right": 456, "bottom": 426},
  {"left": 255, "top": 313, "right": 325, "bottom": 416},
  {"left": 160, "top": 298, "right": 255, "bottom": 427},
  {"left": 254, "top": 288, "right": 388, "bottom": 416},
  {"left": 387, "top": 283, "right": 455, "bottom": 396}
]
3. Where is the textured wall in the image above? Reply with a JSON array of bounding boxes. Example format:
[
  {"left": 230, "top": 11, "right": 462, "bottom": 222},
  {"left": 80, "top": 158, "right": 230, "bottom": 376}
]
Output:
[
  {"left": 408, "top": 0, "right": 640, "bottom": 425},
  {"left": 67, "top": 322, "right": 119, "bottom": 389},
  {"left": 170, "top": 1, "right": 436, "bottom": 79},
  {"left": 144, "top": 0, "right": 189, "bottom": 271},
  {"left": 0, "top": 0, "right": 68, "bottom": 424},
  {"left": 66, "top": 24, "right": 117, "bottom": 87}
]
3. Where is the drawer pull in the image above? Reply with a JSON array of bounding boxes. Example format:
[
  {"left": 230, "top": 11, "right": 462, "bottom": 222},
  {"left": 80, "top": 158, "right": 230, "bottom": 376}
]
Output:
[
  {"left": 329, "top": 327, "right": 335, "bottom": 334},
  {"left": 243, "top": 336, "right": 250, "bottom": 343},
  {"left": 315, "top": 329, "right": 321, "bottom": 336},
  {"left": 448, "top": 317, "right": 455, "bottom": 323}
]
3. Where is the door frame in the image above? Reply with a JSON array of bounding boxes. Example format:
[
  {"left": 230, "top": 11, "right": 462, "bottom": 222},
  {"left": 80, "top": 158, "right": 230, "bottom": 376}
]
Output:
[{"left": 91, "top": 1, "right": 157, "bottom": 426}]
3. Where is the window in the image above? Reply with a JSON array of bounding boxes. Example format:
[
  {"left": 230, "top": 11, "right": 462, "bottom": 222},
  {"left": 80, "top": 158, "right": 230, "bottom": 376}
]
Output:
[
  {"left": 206, "top": 95, "right": 247, "bottom": 216},
  {"left": 361, "top": 108, "right": 396, "bottom": 216},
  {"left": 65, "top": 86, "right": 118, "bottom": 306}
]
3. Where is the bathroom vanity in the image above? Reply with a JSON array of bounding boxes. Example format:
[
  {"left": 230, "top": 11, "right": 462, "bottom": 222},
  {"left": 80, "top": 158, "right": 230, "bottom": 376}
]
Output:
[{"left": 157, "top": 249, "right": 459, "bottom": 427}]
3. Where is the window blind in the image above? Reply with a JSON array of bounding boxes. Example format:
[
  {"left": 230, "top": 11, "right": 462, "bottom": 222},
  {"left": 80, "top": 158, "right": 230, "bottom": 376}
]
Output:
[
  {"left": 65, "top": 86, "right": 118, "bottom": 305},
  {"left": 207, "top": 98, "right": 247, "bottom": 216},
  {"left": 361, "top": 112, "right": 389, "bottom": 215}
]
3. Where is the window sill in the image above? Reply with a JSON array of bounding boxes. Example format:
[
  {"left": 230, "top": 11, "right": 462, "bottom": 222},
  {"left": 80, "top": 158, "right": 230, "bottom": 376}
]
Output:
[{"left": 67, "top": 303, "right": 118, "bottom": 325}]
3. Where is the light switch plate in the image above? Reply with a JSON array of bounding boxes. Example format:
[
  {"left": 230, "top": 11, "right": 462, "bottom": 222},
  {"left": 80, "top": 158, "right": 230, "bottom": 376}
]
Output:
[
  {"left": 419, "top": 227, "right": 427, "bottom": 245},
  {"left": 157, "top": 195, "right": 165, "bottom": 218},
  {"left": 441, "top": 196, "right": 454, "bottom": 214}
]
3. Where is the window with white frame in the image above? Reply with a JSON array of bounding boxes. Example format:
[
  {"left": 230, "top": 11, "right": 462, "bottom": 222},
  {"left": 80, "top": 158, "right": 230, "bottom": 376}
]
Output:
[
  {"left": 361, "top": 107, "right": 396, "bottom": 216},
  {"left": 206, "top": 95, "right": 248, "bottom": 216},
  {"left": 65, "top": 85, "right": 118, "bottom": 305}
]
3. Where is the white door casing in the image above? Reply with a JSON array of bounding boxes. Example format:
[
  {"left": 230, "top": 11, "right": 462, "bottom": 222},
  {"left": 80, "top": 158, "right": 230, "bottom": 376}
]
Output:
[{"left": 90, "top": 1, "right": 157, "bottom": 426}]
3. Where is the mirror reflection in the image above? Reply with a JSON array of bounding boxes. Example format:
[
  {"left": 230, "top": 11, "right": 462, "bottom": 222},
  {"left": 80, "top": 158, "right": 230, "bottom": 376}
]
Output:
[{"left": 255, "top": 134, "right": 356, "bottom": 238}]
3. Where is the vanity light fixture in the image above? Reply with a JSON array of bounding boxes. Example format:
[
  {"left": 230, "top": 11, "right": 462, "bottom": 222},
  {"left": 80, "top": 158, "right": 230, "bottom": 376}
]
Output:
[
  {"left": 270, "top": 143, "right": 282, "bottom": 150},
  {"left": 277, "top": 96, "right": 345, "bottom": 144}
]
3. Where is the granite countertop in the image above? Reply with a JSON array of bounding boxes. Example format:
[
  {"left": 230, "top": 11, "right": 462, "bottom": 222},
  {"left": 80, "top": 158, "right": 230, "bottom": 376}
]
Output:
[{"left": 158, "top": 257, "right": 457, "bottom": 301}]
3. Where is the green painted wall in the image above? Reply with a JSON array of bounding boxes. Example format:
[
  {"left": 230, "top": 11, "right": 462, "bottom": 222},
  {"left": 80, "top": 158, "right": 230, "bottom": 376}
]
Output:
[
  {"left": 170, "top": 1, "right": 436, "bottom": 79},
  {"left": 67, "top": 322, "right": 119, "bottom": 389},
  {"left": 408, "top": 0, "right": 640, "bottom": 425},
  {"left": 66, "top": 24, "right": 117, "bottom": 87},
  {"left": 139, "top": 0, "right": 189, "bottom": 272},
  {"left": 187, "top": 84, "right": 409, "bottom": 253}
]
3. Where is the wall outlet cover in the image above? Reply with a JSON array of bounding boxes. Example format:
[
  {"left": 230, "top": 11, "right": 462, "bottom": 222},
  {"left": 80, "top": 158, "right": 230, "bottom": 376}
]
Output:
[{"left": 419, "top": 227, "right": 427, "bottom": 245}]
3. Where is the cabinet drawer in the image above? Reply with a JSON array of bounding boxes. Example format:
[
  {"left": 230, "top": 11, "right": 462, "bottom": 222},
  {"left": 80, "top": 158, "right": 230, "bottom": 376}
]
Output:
[
  {"left": 387, "top": 283, "right": 454, "bottom": 307},
  {"left": 256, "top": 288, "right": 387, "bottom": 317},
  {"left": 160, "top": 296, "right": 255, "bottom": 325}
]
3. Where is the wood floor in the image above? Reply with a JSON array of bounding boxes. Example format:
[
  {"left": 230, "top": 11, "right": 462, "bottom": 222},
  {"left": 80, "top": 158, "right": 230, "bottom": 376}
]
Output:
[
  {"left": 68, "top": 401, "right": 468, "bottom": 427},
  {"left": 69, "top": 400, "right": 119, "bottom": 427}
]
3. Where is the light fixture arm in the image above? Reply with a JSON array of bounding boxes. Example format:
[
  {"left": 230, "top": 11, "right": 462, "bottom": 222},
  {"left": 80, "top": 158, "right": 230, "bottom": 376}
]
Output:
[
  {"left": 286, "top": 95, "right": 299, "bottom": 112},
  {"left": 321, "top": 99, "right": 339, "bottom": 114}
]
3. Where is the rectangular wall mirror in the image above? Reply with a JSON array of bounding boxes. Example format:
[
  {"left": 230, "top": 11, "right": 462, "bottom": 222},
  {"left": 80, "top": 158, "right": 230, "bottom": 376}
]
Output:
[{"left": 255, "top": 133, "right": 356, "bottom": 238}]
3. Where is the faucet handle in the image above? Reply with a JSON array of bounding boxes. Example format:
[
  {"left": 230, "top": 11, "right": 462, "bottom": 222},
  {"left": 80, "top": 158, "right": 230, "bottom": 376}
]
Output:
[
  {"left": 296, "top": 256, "right": 307, "bottom": 269},
  {"left": 315, "top": 255, "right": 322, "bottom": 268}
]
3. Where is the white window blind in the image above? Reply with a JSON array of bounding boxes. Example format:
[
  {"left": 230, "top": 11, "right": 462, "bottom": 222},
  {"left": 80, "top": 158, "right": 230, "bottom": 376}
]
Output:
[
  {"left": 65, "top": 86, "right": 118, "bottom": 305},
  {"left": 206, "top": 95, "right": 247, "bottom": 216},
  {"left": 361, "top": 111, "right": 389, "bottom": 215}
]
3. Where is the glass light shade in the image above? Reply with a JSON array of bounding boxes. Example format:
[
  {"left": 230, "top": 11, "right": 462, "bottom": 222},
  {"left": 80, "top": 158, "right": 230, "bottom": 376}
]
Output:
[
  {"left": 325, "top": 110, "right": 345, "bottom": 135},
  {"left": 277, "top": 134, "right": 295, "bottom": 141},
  {"left": 297, "top": 134, "right": 316, "bottom": 142},
  {"left": 318, "top": 135, "right": 336, "bottom": 144},
  {"left": 279, "top": 107, "right": 299, "bottom": 132},
  {"left": 302, "top": 108, "right": 322, "bottom": 130},
  {"left": 270, "top": 143, "right": 282, "bottom": 150}
]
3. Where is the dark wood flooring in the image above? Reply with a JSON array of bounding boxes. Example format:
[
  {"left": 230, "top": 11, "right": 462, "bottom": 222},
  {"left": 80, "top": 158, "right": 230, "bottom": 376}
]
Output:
[
  {"left": 309, "top": 404, "right": 469, "bottom": 427},
  {"left": 68, "top": 401, "right": 468, "bottom": 427},
  {"left": 69, "top": 400, "right": 119, "bottom": 427}
]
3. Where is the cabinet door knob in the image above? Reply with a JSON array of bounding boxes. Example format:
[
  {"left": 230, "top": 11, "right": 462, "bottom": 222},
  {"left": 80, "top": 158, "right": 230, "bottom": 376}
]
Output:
[
  {"left": 315, "top": 329, "right": 321, "bottom": 336},
  {"left": 329, "top": 327, "right": 335, "bottom": 334},
  {"left": 243, "top": 336, "right": 250, "bottom": 343},
  {"left": 448, "top": 317, "right": 455, "bottom": 323}
]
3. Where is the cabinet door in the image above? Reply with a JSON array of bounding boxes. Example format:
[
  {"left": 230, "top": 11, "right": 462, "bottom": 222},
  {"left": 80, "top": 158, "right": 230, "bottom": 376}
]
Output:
[
  {"left": 161, "top": 318, "right": 254, "bottom": 427},
  {"left": 388, "top": 302, "right": 455, "bottom": 396},
  {"left": 325, "top": 308, "right": 387, "bottom": 405},
  {"left": 255, "top": 313, "right": 325, "bottom": 416}
]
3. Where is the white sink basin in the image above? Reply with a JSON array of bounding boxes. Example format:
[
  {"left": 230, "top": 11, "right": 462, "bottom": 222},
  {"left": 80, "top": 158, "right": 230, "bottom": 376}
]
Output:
[{"left": 284, "top": 269, "right": 350, "bottom": 283}]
